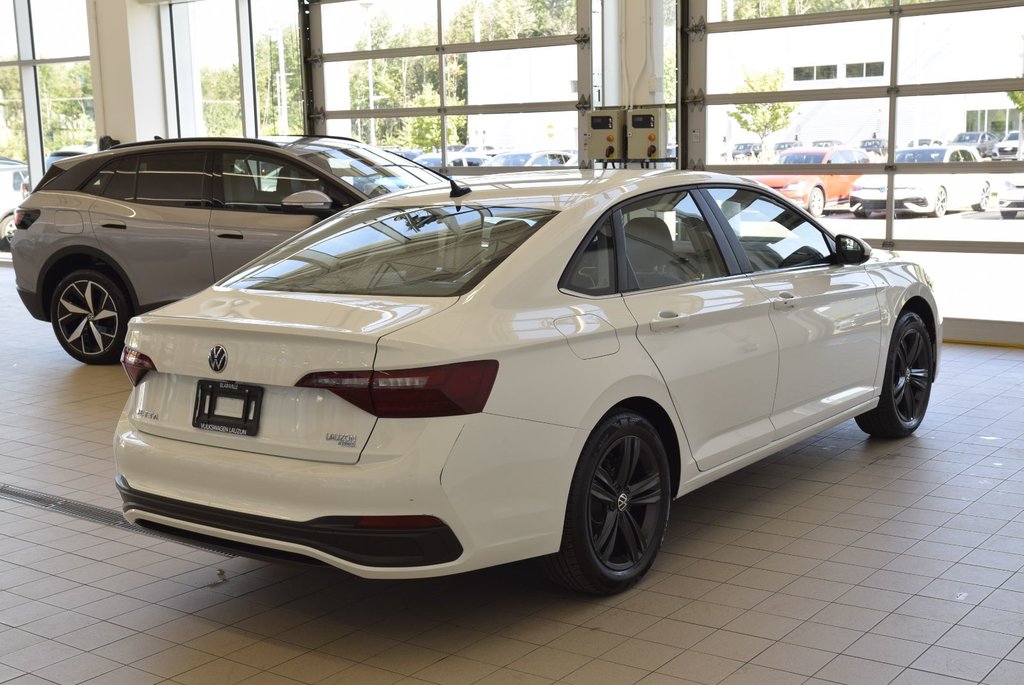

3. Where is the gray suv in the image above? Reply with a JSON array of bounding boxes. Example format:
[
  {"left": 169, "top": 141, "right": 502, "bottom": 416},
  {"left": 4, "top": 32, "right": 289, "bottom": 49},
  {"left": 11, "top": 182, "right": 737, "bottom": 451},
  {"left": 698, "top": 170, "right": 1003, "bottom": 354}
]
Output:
[{"left": 11, "top": 136, "right": 444, "bottom": 363}]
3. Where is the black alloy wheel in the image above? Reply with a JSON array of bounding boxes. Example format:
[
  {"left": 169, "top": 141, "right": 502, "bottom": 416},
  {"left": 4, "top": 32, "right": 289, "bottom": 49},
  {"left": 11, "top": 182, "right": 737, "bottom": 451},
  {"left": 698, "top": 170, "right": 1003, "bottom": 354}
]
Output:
[
  {"left": 856, "top": 311, "right": 933, "bottom": 438},
  {"left": 50, "top": 269, "right": 131, "bottom": 364},
  {"left": 544, "top": 411, "right": 670, "bottom": 594}
]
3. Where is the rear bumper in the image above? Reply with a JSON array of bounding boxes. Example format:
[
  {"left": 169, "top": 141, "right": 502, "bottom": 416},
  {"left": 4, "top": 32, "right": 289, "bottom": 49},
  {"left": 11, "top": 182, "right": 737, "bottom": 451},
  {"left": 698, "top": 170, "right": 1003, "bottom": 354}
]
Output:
[
  {"left": 117, "top": 475, "right": 462, "bottom": 567},
  {"left": 17, "top": 286, "right": 47, "bottom": 321},
  {"left": 114, "top": 410, "right": 581, "bottom": 578}
]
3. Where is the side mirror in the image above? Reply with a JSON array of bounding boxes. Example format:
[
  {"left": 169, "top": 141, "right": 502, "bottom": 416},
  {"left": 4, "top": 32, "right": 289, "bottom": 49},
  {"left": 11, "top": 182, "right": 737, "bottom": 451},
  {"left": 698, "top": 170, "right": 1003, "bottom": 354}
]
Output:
[
  {"left": 282, "top": 189, "right": 332, "bottom": 210},
  {"left": 835, "top": 234, "right": 872, "bottom": 265}
]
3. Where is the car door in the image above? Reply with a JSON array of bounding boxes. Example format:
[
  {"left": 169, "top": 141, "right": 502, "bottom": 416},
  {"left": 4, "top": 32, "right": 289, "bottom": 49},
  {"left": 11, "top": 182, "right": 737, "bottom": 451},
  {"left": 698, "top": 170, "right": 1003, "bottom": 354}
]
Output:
[
  {"left": 616, "top": 189, "right": 780, "bottom": 470},
  {"left": 704, "top": 186, "right": 883, "bottom": 436},
  {"left": 85, "top": 151, "right": 215, "bottom": 308},
  {"left": 209, "top": 150, "right": 345, "bottom": 279}
]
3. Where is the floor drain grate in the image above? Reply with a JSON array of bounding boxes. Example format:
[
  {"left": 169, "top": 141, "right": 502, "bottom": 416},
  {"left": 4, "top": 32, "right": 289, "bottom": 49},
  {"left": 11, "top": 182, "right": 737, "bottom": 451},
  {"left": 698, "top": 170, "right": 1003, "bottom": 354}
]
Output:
[{"left": 0, "top": 482, "right": 233, "bottom": 557}]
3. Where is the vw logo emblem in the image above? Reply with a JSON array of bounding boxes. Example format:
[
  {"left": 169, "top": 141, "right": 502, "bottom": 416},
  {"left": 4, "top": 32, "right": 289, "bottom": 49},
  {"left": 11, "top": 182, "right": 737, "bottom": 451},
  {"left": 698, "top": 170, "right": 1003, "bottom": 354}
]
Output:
[
  {"left": 208, "top": 345, "right": 228, "bottom": 373},
  {"left": 617, "top": 492, "right": 629, "bottom": 511}
]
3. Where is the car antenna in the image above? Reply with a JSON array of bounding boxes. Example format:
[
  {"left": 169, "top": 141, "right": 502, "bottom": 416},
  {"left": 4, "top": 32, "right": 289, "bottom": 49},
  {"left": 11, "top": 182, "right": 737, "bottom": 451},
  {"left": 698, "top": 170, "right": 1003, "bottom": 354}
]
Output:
[{"left": 449, "top": 177, "right": 471, "bottom": 199}]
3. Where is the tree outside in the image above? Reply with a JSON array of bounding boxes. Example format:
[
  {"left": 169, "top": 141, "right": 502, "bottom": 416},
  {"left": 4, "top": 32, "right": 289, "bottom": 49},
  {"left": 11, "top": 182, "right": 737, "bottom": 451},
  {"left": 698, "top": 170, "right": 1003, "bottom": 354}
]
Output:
[
  {"left": 721, "top": 0, "right": 886, "bottom": 21},
  {"left": 727, "top": 70, "right": 797, "bottom": 155}
]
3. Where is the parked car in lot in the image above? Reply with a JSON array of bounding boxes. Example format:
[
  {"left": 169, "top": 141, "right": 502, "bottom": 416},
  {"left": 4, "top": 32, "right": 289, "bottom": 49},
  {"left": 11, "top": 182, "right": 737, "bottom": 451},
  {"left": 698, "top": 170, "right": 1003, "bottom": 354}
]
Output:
[
  {"left": 772, "top": 141, "right": 799, "bottom": 155},
  {"left": 950, "top": 131, "right": 1000, "bottom": 158},
  {"left": 11, "top": 136, "right": 445, "bottom": 364},
  {"left": 750, "top": 146, "right": 871, "bottom": 217},
  {"left": 113, "top": 169, "right": 939, "bottom": 593},
  {"left": 907, "top": 138, "right": 944, "bottom": 148},
  {"left": 413, "top": 152, "right": 488, "bottom": 168},
  {"left": 1, "top": 162, "right": 30, "bottom": 251},
  {"left": 999, "top": 175, "right": 1024, "bottom": 218},
  {"left": 993, "top": 131, "right": 1021, "bottom": 161},
  {"left": 483, "top": 150, "right": 574, "bottom": 167},
  {"left": 859, "top": 138, "right": 888, "bottom": 159},
  {"left": 812, "top": 139, "right": 844, "bottom": 148},
  {"left": 731, "top": 142, "right": 762, "bottom": 161},
  {"left": 45, "top": 143, "right": 97, "bottom": 170},
  {"left": 850, "top": 145, "right": 991, "bottom": 217}
]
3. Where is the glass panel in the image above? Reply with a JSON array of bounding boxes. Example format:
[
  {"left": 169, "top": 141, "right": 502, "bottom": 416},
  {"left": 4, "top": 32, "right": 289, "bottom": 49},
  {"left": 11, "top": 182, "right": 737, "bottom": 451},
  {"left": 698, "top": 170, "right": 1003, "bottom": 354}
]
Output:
[
  {"left": 663, "top": 1, "right": 677, "bottom": 108},
  {"left": 444, "top": 46, "right": 576, "bottom": 106},
  {"left": 456, "top": 111, "right": 577, "bottom": 158},
  {"left": 37, "top": 61, "right": 94, "bottom": 161},
  {"left": 565, "top": 217, "right": 615, "bottom": 295},
  {"left": 707, "top": 21, "right": 890, "bottom": 94},
  {"left": 441, "top": 0, "right": 576, "bottom": 44},
  {"left": 177, "top": 0, "right": 243, "bottom": 137},
  {"left": 81, "top": 157, "right": 137, "bottom": 201},
  {"left": 225, "top": 205, "right": 556, "bottom": 297},
  {"left": 707, "top": 99, "right": 889, "bottom": 165},
  {"left": 709, "top": 0, "right": 889, "bottom": 22},
  {"left": 0, "top": 0, "right": 16, "bottom": 62},
  {"left": 251, "top": 0, "right": 304, "bottom": 136},
  {"left": 324, "top": 56, "right": 440, "bottom": 111},
  {"left": 896, "top": 93, "right": 1015, "bottom": 158},
  {"left": 30, "top": 0, "right": 89, "bottom": 59},
  {"left": 321, "top": 0, "right": 438, "bottom": 53},
  {"left": 219, "top": 152, "right": 326, "bottom": 211},
  {"left": 136, "top": 152, "right": 208, "bottom": 208},
  {"left": 326, "top": 116, "right": 443, "bottom": 155},
  {"left": 886, "top": 171, "right": 1023, "bottom": 243},
  {"left": 0, "top": 66, "right": 26, "bottom": 163},
  {"left": 899, "top": 252, "right": 1024, "bottom": 322},
  {"left": 899, "top": 8, "right": 1024, "bottom": 84}
]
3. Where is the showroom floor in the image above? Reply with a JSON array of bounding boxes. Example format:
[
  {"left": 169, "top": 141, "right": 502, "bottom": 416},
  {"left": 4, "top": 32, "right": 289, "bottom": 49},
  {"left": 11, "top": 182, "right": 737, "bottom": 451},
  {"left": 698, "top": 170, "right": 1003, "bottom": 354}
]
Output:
[{"left": 2, "top": 264, "right": 1024, "bottom": 685}]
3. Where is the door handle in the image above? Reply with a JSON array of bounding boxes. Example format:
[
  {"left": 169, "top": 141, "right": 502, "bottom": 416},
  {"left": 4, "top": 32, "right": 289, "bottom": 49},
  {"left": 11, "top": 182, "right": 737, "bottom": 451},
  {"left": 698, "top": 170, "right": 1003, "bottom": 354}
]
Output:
[
  {"left": 773, "top": 291, "right": 796, "bottom": 310},
  {"left": 649, "top": 311, "right": 688, "bottom": 332},
  {"left": 100, "top": 221, "right": 126, "bottom": 230},
  {"left": 216, "top": 230, "right": 244, "bottom": 240}
]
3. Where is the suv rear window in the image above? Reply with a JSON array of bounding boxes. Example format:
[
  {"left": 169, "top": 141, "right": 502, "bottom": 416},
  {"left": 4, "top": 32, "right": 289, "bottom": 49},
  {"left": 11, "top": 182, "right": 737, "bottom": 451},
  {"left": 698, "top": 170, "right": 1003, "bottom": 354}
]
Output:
[{"left": 224, "top": 205, "right": 555, "bottom": 296}]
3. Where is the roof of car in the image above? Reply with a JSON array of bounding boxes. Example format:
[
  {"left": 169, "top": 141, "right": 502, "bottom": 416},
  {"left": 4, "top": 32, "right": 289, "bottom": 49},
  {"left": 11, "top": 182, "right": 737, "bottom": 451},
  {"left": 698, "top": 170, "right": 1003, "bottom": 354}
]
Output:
[{"left": 367, "top": 169, "right": 733, "bottom": 210}]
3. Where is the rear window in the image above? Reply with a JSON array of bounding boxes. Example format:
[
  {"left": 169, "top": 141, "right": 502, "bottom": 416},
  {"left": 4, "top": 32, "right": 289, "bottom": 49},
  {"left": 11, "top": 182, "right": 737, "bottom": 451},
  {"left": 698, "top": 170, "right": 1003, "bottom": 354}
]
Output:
[
  {"left": 779, "top": 152, "right": 826, "bottom": 164},
  {"left": 224, "top": 204, "right": 556, "bottom": 296}
]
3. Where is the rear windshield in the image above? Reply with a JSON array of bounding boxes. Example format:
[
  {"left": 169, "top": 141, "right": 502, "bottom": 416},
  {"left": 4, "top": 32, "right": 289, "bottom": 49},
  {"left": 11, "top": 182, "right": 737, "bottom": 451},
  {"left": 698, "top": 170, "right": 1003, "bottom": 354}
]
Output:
[
  {"left": 779, "top": 152, "right": 826, "bottom": 164},
  {"left": 224, "top": 204, "right": 556, "bottom": 296}
]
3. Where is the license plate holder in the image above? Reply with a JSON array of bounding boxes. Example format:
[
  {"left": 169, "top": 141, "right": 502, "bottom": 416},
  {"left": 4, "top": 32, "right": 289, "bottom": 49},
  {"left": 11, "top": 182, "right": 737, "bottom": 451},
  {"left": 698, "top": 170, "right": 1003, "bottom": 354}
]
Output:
[{"left": 192, "top": 380, "right": 264, "bottom": 437}]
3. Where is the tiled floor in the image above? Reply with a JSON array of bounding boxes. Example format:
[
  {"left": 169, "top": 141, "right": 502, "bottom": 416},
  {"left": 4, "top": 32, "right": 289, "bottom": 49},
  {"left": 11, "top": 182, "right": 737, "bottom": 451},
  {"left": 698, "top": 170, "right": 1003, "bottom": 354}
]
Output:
[{"left": 2, "top": 263, "right": 1024, "bottom": 685}]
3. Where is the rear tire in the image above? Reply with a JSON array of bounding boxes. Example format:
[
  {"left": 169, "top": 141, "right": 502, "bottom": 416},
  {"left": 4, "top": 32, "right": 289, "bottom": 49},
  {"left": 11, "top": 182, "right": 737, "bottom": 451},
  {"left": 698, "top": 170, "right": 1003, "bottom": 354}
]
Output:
[
  {"left": 855, "top": 311, "right": 933, "bottom": 438},
  {"left": 853, "top": 208, "right": 869, "bottom": 219},
  {"left": 543, "top": 410, "right": 671, "bottom": 594},
  {"left": 931, "top": 187, "right": 947, "bottom": 218},
  {"left": 0, "top": 213, "right": 13, "bottom": 252},
  {"left": 972, "top": 182, "right": 990, "bottom": 212},
  {"left": 50, "top": 269, "right": 131, "bottom": 365},
  {"left": 807, "top": 187, "right": 825, "bottom": 218}
]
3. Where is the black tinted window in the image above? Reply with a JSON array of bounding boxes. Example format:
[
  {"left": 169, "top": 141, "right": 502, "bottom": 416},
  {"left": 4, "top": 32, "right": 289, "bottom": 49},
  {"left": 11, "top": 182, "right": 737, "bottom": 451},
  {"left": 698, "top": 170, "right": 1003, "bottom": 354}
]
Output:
[
  {"left": 219, "top": 152, "right": 326, "bottom": 211},
  {"left": 564, "top": 217, "right": 615, "bottom": 295},
  {"left": 135, "top": 152, "right": 208, "bottom": 207},
  {"left": 82, "top": 157, "right": 137, "bottom": 200}
]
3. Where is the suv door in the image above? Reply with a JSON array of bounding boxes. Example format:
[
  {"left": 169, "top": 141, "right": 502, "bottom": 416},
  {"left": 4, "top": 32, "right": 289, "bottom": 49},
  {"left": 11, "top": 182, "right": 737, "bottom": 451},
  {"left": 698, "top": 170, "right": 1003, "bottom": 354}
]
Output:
[
  {"left": 704, "top": 186, "right": 883, "bottom": 435},
  {"left": 210, "top": 150, "right": 344, "bottom": 278},
  {"left": 612, "top": 189, "right": 780, "bottom": 470},
  {"left": 84, "top": 151, "right": 214, "bottom": 308}
]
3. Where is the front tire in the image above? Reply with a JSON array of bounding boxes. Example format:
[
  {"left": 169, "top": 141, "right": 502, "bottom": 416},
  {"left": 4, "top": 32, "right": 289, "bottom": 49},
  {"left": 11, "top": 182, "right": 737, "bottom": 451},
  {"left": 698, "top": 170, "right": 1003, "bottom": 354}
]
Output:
[
  {"left": 931, "top": 187, "right": 948, "bottom": 218},
  {"left": 972, "top": 182, "right": 990, "bottom": 212},
  {"left": 0, "top": 213, "right": 14, "bottom": 251},
  {"left": 50, "top": 269, "right": 131, "bottom": 364},
  {"left": 544, "top": 411, "right": 671, "bottom": 594},
  {"left": 807, "top": 187, "right": 826, "bottom": 218},
  {"left": 855, "top": 311, "right": 933, "bottom": 438}
]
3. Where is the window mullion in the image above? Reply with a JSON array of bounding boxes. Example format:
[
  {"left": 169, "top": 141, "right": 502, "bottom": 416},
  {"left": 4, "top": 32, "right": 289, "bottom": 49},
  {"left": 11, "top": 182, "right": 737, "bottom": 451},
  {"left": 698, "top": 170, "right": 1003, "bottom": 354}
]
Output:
[{"left": 236, "top": 0, "right": 257, "bottom": 137}]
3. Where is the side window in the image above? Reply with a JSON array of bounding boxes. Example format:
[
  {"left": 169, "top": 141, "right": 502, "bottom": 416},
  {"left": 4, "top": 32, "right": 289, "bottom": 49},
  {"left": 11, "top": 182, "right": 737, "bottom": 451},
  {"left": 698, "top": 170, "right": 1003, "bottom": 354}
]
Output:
[
  {"left": 707, "top": 187, "right": 832, "bottom": 272},
  {"left": 81, "top": 157, "right": 137, "bottom": 201},
  {"left": 620, "top": 190, "right": 729, "bottom": 291},
  {"left": 564, "top": 217, "right": 615, "bottom": 296},
  {"left": 219, "top": 152, "right": 326, "bottom": 212},
  {"left": 136, "top": 152, "right": 208, "bottom": 207}
]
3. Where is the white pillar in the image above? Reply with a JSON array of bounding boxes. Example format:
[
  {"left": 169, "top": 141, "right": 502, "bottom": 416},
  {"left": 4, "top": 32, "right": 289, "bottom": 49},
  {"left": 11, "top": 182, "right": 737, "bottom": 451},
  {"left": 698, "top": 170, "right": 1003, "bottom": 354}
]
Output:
[{"left": 88, "top": 0, "right": 170, "bottom": 144}]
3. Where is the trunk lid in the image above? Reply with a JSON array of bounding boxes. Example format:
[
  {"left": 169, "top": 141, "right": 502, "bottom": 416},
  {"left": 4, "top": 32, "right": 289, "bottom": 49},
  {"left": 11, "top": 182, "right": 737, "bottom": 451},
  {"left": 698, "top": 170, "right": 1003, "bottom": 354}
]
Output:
[{"left": 125, "top": 288, "right": 457, "bottom": 464}]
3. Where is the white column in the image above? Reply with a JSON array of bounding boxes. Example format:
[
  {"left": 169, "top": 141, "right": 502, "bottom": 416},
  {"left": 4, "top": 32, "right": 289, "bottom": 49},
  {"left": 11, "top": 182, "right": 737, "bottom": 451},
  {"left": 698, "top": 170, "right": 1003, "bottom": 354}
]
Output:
[{"left": 88, "top": 0, "right": 170, "bottom": 144}]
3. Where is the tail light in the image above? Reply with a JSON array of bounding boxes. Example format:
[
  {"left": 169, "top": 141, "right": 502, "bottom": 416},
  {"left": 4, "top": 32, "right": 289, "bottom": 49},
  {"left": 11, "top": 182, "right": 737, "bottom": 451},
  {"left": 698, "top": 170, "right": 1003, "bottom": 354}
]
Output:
[
  {"left": 121, "top": 348, "right": 157, "bottom": 386},
  {"left": 296, "top": 360, "right": 498, "bottom": 418},
  {"left": 13, "top": 208, "right": 40, "bottom": 231}
]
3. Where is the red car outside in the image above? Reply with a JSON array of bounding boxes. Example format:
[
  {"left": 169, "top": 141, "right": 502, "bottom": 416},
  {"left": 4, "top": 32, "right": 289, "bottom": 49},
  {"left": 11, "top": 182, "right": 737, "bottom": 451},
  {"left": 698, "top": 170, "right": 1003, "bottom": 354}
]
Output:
[{"left": 752, "top": 147, "right": 871, "bottom": 217}]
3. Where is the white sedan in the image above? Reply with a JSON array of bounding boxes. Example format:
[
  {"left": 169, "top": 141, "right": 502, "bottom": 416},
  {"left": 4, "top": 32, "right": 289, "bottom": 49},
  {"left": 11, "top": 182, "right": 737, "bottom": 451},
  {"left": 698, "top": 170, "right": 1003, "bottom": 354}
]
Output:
[
  {"left": 850, "top": 145, "right": 991, "bottom": 217},
  {"left": 114, "top": 170, "right": 940, "bottom": 594}
]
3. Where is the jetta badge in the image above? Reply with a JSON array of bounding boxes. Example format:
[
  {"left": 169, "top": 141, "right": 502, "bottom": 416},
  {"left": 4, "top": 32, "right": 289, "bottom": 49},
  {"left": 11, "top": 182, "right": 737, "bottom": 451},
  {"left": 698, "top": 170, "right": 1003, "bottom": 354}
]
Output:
[{"left": 208, "top": 345, "right": 228, "bottom": 373}]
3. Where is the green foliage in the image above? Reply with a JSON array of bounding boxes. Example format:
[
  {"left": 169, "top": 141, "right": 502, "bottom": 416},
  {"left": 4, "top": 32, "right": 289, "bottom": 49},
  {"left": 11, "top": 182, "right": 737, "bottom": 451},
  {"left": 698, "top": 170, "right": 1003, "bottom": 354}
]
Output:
[
  {"left": 254, "top": 26, "right": 305, "bottom": 135},
  {"left": 727, "top": 70, "right": 796, "bottom": 147},
  {"left": 721, "top": 0, "right": 884, "bottom": 20},
  {"left": 200, "top": 65, "right": 244, "bottom": 137},
  {"left": 0, "top": 62, "right": 94, "bottom": 161},
  {"left": 1009, "top": 91, "right": 1024, "bottom": 116},
  {"left": 0, "top": 68, "right": 26, "bottom": 161}
]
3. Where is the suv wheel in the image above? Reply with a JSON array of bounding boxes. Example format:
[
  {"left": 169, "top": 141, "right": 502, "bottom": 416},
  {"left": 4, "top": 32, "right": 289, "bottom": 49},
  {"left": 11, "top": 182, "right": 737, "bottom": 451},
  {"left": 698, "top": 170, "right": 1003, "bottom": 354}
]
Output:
[
  {"left": 0, "top": 214, "right": 14, "bottom": 252},
  {"left": 50, "top": 269, "right": 131, "bottom": 364}
]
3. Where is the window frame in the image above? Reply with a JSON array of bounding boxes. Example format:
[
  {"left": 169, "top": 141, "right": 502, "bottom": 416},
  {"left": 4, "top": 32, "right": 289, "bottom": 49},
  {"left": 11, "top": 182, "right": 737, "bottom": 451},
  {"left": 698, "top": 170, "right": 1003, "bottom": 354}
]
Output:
[{"left": 211, "top": 148, "right": 350, "bottom": 215}]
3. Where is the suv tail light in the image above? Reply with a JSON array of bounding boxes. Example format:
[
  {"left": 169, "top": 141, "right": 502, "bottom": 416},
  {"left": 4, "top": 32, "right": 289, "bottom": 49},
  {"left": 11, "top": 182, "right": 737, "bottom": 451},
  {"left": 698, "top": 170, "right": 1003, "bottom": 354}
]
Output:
[
  {"left": 13, "top": 208, "right": 40, "bottom": 231},
  {"left": 296, "top": 360, "right": 498, "bottom": 418},
  {"left": 121, "top": 348, "right": 157, "bottom": 386}
]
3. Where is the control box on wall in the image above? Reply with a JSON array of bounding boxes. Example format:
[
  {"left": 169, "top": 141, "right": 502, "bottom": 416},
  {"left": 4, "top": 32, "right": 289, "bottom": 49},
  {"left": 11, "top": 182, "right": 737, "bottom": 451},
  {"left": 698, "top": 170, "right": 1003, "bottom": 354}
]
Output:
[
  {"left": 626, "top": 109, "right": 666, "bottom": 161},
  {"left": 584, "top": 110, "right": 624, "bottom": 162}
]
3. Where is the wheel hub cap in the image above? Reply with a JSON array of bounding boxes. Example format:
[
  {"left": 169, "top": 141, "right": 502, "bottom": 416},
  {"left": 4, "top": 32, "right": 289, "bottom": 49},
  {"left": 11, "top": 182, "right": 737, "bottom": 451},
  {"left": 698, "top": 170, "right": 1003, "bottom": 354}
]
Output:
[{"left": 616, "top": 492, "right": 629, "bottom": 511}]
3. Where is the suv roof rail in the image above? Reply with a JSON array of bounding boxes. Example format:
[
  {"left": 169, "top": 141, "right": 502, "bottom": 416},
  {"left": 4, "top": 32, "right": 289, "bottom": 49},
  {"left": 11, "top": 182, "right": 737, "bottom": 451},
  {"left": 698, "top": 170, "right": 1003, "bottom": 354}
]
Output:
[
  {"left": 283, "top": 135, "right": 362, "bottom": 145},
  {"left": 111, "top": 137, "right": 282, "bottom": 150}
]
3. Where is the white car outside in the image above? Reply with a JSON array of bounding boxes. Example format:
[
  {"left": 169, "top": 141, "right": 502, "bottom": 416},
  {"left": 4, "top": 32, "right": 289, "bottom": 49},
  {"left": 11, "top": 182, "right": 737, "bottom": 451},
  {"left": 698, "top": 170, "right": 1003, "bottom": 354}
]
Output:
[
  {"left": 850, "top": 145, "right": 991, "bottom": 217},
  {"left": 999, "top": 174, "right": 1024, "bottom": 219},
  {"left": 114, "top": 170, "right": 940, "bottom": 593}
]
